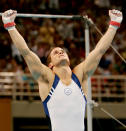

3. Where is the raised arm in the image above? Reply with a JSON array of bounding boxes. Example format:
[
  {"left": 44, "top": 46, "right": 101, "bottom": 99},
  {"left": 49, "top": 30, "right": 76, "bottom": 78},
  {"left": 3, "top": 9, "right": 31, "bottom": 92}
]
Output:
[
  {"left": 2, "top": 10, "right": 53, "bottom": 82},
  {"left": 73, "top": 9, "right": 123, "bottom": 82}
]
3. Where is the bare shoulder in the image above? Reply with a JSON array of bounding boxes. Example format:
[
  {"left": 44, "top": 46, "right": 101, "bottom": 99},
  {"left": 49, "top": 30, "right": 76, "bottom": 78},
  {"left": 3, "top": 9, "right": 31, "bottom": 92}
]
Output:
[
  {"left": 38, "top": 67, "right": 55, "bottom": 101},
  {"left": 38, "top": 76, "right": 55, "bottom": 101},
  {"left": 73, "top": 63, "right": 88, "bottom": 97},
  {"left": 73, "top": 62, "right": 87, "bottom": 84},
  {"left": 38, "top": 64, "right": 55, "bottom": 84}
]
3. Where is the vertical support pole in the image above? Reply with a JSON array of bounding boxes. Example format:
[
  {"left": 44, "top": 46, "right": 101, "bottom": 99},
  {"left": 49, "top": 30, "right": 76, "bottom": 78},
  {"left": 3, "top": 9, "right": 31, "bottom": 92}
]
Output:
[
  {"left": 124, "top": 79, "right": 126, "bottom": 103},
  {"left": 12, "top": 75, "right": 16, "bottom": 101},
  {"left": 85, "top": 21, "right": 93, "bottom": 131}
]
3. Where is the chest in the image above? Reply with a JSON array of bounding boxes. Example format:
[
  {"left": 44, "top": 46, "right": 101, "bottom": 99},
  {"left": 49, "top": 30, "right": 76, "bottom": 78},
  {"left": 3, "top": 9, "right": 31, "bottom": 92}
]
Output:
[{"left": 48, "top": 81, "right": 85, "bottom": 107}]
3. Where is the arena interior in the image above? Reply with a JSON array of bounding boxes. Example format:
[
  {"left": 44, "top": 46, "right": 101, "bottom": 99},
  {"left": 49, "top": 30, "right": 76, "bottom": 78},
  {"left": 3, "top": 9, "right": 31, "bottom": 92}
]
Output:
[{"left": 0, "top": 0, "right": 126, "bottom": 131}]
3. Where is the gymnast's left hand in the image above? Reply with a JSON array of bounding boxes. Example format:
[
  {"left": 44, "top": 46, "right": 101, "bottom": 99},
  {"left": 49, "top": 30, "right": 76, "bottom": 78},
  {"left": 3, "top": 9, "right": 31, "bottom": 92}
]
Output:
[
  {"left": 2, "top": 9, "right": 17, "bottom": 24},
  {"left": 109, "top": 9, "right": 123, "bottom": 29}
]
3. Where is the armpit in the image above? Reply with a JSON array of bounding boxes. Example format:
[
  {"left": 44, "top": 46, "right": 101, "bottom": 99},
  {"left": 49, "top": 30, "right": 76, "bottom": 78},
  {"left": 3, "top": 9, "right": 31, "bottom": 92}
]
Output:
[{"left": 32, "top": 70, "right": 49, "bottom": 83}]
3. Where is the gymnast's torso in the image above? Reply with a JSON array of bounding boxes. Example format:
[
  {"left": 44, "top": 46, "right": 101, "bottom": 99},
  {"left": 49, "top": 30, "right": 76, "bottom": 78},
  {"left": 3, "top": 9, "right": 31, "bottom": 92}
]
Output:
[{"left": 42, "top": 72, "right": 87, "bottom": 131}]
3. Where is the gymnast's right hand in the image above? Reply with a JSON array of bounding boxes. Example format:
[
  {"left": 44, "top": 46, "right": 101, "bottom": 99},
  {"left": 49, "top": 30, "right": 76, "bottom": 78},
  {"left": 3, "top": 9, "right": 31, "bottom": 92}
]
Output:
[{"left": 2, "top": 9, "right": 17, "bottom": 30}]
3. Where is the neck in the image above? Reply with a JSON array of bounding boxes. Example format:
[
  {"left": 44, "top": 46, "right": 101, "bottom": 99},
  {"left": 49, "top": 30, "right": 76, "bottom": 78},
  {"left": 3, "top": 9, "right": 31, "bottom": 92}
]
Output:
[
  {"left": 53, "top": 65, "right": 72, "bottom": 80},
  {"left": 57, "top": 59, "right": 69, "bottom": 67}
]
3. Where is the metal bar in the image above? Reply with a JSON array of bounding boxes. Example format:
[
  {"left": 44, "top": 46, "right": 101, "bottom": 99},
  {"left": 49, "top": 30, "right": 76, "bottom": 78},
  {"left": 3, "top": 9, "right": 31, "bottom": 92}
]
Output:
[
  {"left": 85, "top": 20, "right": 93, "bottom": 131},
  {"left": 0, "top": 13, "right": 81, "bottom": 19},
  {"left": 98, "top": 77, "right": 102, "bottom": 103},
  {"left": 100, "top": 107, "right": 126, "bottom": 128}
]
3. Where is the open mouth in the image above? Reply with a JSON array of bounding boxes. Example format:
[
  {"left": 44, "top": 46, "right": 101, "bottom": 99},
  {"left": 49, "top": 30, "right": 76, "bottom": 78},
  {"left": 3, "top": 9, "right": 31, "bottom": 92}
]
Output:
[{"left": 59, "top": 55, "right": 64, "bottom": 57}]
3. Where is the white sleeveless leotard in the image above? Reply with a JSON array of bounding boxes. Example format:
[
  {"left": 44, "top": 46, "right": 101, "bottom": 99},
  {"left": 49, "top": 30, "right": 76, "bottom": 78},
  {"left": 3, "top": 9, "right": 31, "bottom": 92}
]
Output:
[{"left": 43, "top": 72, "right": 87, "bottom": 131}]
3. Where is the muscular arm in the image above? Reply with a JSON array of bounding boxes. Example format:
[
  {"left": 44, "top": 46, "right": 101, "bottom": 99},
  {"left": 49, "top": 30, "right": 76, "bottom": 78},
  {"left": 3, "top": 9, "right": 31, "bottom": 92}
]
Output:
[
  {"left": 84, "top": 27, "right": 116, "bottom": 76},
  {"left": 73, "top": 27, "right": 116, "bottom": 82},
  {"left": 73, "top": 9, "right": 122, "bottom": 84},
  {"left": 8, "top": 28, "right": 53, "bottom": 82}
]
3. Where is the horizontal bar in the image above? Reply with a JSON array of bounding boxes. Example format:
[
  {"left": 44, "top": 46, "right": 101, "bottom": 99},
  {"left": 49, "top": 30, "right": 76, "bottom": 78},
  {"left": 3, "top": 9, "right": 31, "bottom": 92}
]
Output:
[{"left": 0, "top": 13, "right": 81, "bottom": 19}]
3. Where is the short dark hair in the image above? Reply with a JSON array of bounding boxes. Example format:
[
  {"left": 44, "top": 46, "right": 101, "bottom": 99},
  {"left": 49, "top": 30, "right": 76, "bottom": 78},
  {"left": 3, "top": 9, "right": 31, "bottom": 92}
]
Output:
[{"left": 46, "top": 47, "right": 56, "bottom": 66}]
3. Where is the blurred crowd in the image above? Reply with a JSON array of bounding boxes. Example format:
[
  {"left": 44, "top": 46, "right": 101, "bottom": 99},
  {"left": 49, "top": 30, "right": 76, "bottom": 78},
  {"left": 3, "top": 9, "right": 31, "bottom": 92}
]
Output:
[{"left": 0, "top": 0, "right": 126, "bottom": 76}]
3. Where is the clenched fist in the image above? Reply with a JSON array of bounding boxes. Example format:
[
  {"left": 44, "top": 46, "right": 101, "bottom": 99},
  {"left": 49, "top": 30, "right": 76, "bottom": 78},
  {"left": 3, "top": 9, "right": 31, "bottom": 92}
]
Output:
[
  {"left": 2, "top": 9, "right": 17, "bottom": 30},
  {"left": 109, "top": 9, "right": 123, "bottom": 30}
]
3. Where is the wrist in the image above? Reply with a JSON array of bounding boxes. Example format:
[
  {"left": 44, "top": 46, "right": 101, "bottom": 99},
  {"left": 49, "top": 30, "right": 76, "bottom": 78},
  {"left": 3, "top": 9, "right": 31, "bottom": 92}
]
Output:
[
  {"left": 4, "top": 22, "right": 16, "bottom": 31},
  {"left": 7, "top": 26, "right": 16, "bottom": 31},
  {"left": 109, "top": 21, "right": 120, "bottom": 30},
  {"left": 109, "top": 25, "right": 118, "bottom": 30}
]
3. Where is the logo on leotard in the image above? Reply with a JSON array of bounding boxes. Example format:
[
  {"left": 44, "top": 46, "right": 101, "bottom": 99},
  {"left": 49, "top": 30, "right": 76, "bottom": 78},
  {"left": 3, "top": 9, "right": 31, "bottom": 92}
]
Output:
[{"left": 64, "top": 88, "right": 72, "bottom": 96}]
